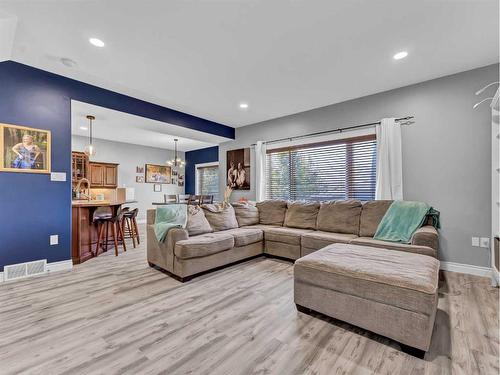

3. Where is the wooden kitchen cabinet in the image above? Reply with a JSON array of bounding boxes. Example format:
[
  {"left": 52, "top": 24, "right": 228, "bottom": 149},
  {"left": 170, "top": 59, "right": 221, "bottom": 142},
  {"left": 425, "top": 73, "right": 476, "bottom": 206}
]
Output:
[
  {"left": 89, "top": 162, "right": 119, "bottom": 188},
  {"left": 104, "top": 164, "right": 117, "bottom": 187},
  {"left": 89, "top": 163, "right": 104, "bottom": 186},
  {"left": 72, "top": 152, "right": 89, "bottom": 183}
]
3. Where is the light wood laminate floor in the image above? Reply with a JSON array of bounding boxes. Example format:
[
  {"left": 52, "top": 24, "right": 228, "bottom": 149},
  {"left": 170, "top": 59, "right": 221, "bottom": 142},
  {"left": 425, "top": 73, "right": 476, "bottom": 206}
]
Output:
[{"left": 0, "top": 226, "right": 498, "bottom": 375}]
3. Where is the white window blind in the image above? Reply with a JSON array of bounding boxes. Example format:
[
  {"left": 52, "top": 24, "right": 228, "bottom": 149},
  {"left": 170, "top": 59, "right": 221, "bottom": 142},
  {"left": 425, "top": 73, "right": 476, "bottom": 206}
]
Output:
[
  {"left": 266, "top": 134, "right": 377, "bottom": 201},
  {"left": 197, "top": 165, "right": 219, "bottom": 200}
]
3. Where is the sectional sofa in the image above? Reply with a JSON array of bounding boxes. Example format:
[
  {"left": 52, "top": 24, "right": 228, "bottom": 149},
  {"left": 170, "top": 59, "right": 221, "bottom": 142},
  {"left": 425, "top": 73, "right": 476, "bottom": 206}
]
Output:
[{"left": 146, "top": 199, "right": 439, "bottom": 281}]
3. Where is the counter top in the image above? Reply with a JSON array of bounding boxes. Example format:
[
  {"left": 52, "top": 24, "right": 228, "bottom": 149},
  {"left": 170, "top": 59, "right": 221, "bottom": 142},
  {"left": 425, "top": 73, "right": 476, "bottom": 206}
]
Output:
[{"left": 72, "top": 200, "right": 137, "bottom": 207}]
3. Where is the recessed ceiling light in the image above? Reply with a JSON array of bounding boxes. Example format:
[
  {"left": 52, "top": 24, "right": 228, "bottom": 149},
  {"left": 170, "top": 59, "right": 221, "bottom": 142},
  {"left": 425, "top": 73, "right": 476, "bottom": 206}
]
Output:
[
  {"left": 393, "top": 51, "right": 408, "bottom": 60},
  {"left": 89, "top": 38, "right": 105, "bottom": 47},
  {"left": 80, "top": 126, "right": 88, "bottom": 131},
  {"left": 239, "top": 103, "right": 249, "bottom": 109}
]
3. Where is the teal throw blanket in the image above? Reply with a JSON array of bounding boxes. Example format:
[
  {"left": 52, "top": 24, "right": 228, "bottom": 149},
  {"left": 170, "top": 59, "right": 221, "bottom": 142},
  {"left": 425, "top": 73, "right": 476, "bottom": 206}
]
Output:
[
  {"left": 154, "top": 205, "right": 188, "bottom": 242},
  {"left": 374, "top": 201, "right": 440, "bottom": 244}
]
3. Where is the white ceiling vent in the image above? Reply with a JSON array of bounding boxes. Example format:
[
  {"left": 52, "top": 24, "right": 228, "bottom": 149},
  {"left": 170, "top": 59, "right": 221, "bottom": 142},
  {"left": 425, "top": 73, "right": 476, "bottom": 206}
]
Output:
[{"left": 4, "top": 259, "right": 47, "bottom": 281}]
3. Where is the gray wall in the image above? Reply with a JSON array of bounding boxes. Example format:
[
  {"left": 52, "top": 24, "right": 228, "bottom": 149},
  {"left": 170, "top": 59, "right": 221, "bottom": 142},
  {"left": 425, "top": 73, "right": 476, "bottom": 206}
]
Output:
[
  {"left": 72, "top": 136, "right": 185, "bottom": 221},
  {"left": 219, "top": 63, "right": 499, "bottom": 267}
]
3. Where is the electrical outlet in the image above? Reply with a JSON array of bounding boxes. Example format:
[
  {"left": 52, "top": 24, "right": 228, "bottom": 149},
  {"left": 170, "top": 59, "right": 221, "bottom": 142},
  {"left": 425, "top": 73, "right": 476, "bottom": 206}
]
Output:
[
  {"left": 472, "top": 237, "right": 480, "bottom": 247},
  {"left": 50, "top": 235, "right": 59, "bottom": 245},
  {"left": 480, "top": 237, "right": 490, "bottom": 248}
]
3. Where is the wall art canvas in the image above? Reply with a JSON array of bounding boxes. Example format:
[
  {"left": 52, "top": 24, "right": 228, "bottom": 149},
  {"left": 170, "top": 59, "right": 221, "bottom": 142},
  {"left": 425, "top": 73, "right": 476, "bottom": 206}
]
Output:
[
  {"left": 226, "top": 148, "right": 250, "bottom": 190},
  {"left": 145, "top": 163, "right": 171, "bottom": 184},
  {"left": 0, "top": 123, "right": 51, "bottom": 173}
]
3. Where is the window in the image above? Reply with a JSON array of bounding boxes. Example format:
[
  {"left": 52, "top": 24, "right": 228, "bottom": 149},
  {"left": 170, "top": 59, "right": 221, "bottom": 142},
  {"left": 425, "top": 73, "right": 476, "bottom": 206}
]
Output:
[
  {"left": 196, "top": 163, "right": 219, "bottom": 200},
  {"left": 266, "top": 134, "right": 377, "bottom": 201}
]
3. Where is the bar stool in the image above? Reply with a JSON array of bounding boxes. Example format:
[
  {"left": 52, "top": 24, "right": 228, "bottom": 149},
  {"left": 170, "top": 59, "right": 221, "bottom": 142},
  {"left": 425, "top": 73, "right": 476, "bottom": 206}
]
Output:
[
  {"left": 200, "top": 195, "right": 214, "bottom": 204},
  {"left": 122, "top": 208, "right": 140, "bottom": 248},
  {"left": 94, "top": 206, "right": 127, "bottom": 257}
]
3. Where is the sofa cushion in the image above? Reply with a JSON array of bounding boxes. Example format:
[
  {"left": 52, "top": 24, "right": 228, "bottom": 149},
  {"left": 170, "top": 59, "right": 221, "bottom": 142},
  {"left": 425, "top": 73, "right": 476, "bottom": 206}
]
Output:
[
  {"left": 256, "top": 200, "right": 287, "bottom": 226},
  {"left": 317, "top": 200, "right": 362, "bottom": 235},
  {"left": 359, "top": 200, "right": 393, "bottom": 237},
  {"left": 201, "top": 203, "right": 239, "bottom": 231},
  {"left": 284, "top": 201, "right": 320, "bottom": 230},
  {"left": 349, "top": 237, "right": 436, "bottom": 258},
  {"left": 232, "top": 202, "right": 260, "bottom": 227},
  {"left": 186, "top": 205, "right": 213, "bottom": 236},
  {"left": 222, "top": 228, "right": 263, "bottom": 247},
  {"left": 175, "top": 233, "right": 234, "bottom": 259},
  {"left": 301, "top": 231, "right": 358, "bottom": 251},
  {"left": 264, "top": 227, "right": 313, "bottom": 245},
  {"left": 294, "top": 243, "right": 439, "bottom": 315}
]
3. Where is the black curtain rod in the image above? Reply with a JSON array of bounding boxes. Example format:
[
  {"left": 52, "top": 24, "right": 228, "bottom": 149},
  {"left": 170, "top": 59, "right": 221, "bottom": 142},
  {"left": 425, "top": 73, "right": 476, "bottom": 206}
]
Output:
[{"left": 250, "top": 116, "right": 414, "bottom": 146}]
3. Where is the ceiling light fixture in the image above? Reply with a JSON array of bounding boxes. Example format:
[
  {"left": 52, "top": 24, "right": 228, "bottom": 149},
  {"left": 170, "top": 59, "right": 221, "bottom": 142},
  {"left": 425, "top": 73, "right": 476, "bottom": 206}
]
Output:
[
  {"left": 166, "top": 139, "right": 185, "bottom": 169},
  {"left": 393, "top": 51, "right": 408, "bottom": 60},
  {"left": 84, "top": 115, "right": 96, "bottom": 157},
  {"left": 239, "top": 103, "right": 249, "bottom": 109},
  {"left": 89, "top": 38, "right": 105, "bottom": 47}
]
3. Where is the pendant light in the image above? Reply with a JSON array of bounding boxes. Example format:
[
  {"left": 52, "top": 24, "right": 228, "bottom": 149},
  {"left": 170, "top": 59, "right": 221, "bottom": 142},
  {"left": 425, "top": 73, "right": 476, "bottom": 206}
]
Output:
[
  {"left": 84, "top": 115, "right": 96, "bottom": 157},
  {"left": 166, "top": 139, "right": 185, "bottom": 169}
]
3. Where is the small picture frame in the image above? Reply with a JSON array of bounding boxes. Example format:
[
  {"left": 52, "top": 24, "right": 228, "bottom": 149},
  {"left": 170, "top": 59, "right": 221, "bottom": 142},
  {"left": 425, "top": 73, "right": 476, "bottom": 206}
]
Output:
[
  {"left": 136, "top": 166, "right": 144, "bottom": 174},
  {"left": 136, "top": 176, "right": 144, "bottom": 183},
  {"left": 153, "top": 184, "right": 162, "bottom": 192}
]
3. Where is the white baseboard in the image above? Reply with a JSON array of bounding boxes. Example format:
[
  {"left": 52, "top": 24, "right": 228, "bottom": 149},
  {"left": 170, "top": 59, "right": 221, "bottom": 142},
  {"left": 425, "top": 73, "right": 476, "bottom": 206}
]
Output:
[
  {"left": 440, "top": 261, "right": 492, "bottom": 278},
  {"left": 0, "top": 259, "right": 73, "bottom": 283}
]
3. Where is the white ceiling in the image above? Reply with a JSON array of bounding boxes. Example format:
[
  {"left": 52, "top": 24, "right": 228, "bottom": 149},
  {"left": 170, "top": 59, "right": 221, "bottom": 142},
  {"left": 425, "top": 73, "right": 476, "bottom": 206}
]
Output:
[
  {"left": 1, "top": 0, "right": 499, "bottom": 127},
  {"left": 71, "top": 101, "right": 225, "bottom": 152}
]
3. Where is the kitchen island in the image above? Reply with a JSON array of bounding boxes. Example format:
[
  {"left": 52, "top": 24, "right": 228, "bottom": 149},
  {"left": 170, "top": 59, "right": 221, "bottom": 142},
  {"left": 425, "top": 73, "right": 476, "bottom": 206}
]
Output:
[{"left": 71, "top": 200, "right": 135, "bottom": 264}]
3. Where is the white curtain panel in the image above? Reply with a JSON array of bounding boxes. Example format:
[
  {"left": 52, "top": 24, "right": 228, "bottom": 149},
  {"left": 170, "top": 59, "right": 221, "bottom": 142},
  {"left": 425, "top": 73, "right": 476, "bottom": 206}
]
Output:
[
  {"left": 255, "top": 141, "right": 267, "bottom": 202},
  {"left": 375, "top": 118, "right": 403, "bottom": 200}
]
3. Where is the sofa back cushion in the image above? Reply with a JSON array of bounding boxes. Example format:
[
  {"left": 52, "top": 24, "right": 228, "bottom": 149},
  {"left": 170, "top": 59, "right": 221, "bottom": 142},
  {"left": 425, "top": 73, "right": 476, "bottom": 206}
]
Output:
[
  {"left": 232, "top": 202, "right": 260, "bottom": 227},
  {"left": 284, "top": 201, "right": 320, "bottom": 229},
  {"left": 186, "top": 205, "right": 213, "bottom": 236},
  {"left": 359, "top": 200, "right": 393, "bottom": 237},
  {"left": 202, "top": 203, "right": 239, "bottom": 231},
  {"left": 317, "top": 200, "right": 362, "bottom": 235},
  {"left": 256, "top": 200, "right": 288, "bottom": 226}
]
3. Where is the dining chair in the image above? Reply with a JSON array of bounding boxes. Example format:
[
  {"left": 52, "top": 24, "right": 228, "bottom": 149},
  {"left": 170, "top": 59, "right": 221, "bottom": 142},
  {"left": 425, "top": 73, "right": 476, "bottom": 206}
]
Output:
[
  {"left": 177, "top": 194, "right": 191, "bottom": 204},
  {"left": 164, "top": 194, "right": 177, "bottom": 203},
  {"left": 200, "top": 195, "right": 214, "bottom": 204},
  {"left": 188, "top": 195, "right": 202, "bottom": 205}
]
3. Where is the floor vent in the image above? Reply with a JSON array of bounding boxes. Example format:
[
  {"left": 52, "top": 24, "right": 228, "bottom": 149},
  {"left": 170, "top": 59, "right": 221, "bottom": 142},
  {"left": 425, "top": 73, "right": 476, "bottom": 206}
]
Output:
[{"left": 4, "top": 259, "right": 47, "bottom": 281}]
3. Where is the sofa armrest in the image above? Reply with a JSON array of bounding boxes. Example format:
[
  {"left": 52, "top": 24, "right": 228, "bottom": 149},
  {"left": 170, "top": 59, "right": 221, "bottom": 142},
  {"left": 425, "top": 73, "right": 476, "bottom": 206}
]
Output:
[
  {"left": 147, "top": 209, "right": 156, "bottom": 225},
  {"left": 411, "top": 225, "right": 439, "bottom": 253},
  {"left": 147, "top": 225, "right": 189, "bottom": 272}
]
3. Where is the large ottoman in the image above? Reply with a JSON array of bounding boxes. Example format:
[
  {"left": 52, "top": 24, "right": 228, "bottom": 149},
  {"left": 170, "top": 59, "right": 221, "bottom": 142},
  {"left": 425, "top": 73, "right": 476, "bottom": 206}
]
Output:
[{"left": 294, "top": 243, "right": 439, "bottom": 355}]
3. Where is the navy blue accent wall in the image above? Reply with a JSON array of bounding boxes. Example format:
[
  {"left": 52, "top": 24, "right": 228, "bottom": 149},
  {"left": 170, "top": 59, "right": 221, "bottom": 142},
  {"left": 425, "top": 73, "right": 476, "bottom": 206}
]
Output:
[
  {"left": 185, "top": 146, "right": 219, "bottom": 195},
  {"left": 0, "top": 61, "right": 233, "bottom": 270}
]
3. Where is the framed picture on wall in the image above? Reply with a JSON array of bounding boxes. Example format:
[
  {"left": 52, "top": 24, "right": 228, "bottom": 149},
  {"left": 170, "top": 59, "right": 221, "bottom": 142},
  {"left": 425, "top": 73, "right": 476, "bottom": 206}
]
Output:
[
  {"left": 153, "top": 184, "right": 162, "bottom": 192},
  {"left": 178, "top": 174, "right": 184, "bottom": 187},
  {"left": 136, "top": 166, "right": 144, "bottom": 174},
  {"left": 0, "top": 123, "right": 51, "bottom": 173},
  {"left": 145, "top": 163, "right": 172, "bottom": 184},
  {"left": 226, "top": 148, "right": 250, "bottom": 190},
  {"left": 136, "top": 176, "right": 144, "bottom": 183}
]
